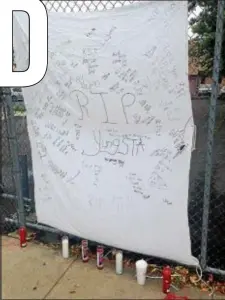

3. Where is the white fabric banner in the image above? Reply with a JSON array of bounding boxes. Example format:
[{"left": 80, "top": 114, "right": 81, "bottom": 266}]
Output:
[{"left": 13, "top": 1, "right": 198, "bottom": 266}]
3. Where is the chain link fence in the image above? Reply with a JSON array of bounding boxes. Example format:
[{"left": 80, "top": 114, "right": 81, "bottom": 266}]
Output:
[
  {"left": 1, "top": 95, "right": 18, "bottom": 233},
  {"left": 1, "top": 1, "right": 225, "bottom": 275}
]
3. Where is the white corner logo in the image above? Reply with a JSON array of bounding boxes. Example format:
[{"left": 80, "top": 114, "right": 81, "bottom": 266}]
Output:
[{"left": 0, "top": 0, "right": 48, "bottom": 87}]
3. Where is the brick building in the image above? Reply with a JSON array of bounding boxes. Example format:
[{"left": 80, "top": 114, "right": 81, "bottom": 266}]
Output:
[{"left": 188, "top": 57, "right": 225, "bottom": 97}]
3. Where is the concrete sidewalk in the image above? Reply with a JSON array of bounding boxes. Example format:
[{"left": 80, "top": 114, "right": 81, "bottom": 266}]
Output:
[{"left": 2, "top": 236, "right": 221, "bottom": 299}]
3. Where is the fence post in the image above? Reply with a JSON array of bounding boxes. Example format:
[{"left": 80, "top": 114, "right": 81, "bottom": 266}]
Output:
[
  {"left": 19, "top": 155, "right": 29, "bottom": 198},
  {"left": 1, "top": 87, "right": 25, "bottom": 227},
  {"left": 200, "top": 0, "right": 225, "bottom": 270},
  {"left": 0, "top": 91, "right": 3, "bottom": 192}
]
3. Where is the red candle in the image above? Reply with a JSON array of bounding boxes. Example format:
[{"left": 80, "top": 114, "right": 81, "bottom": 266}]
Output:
[
  {"left": 162, "top": 266, "right": 171, "bottom": 294},
  {"left": 96, "top": 245, "right": 104, "bottom": 270},
  {"left": 81, "top": 240, "right": 89, "bottom": 262},
  {"left": 19, "top": 226, "right": 27, "bottom": 248}
]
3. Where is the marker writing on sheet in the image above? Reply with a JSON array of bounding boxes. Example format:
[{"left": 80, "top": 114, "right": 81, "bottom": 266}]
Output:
[{"left": 173, "top": 144, "right": 186, "bottom": 159}]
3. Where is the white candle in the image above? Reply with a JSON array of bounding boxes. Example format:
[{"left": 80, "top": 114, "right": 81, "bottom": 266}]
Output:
[
  {"left": 62, "top": 236, "right": 69, "bottom": 258},
  {"left": 115, "top": 250, "right": 123, "bottom": 275},
  {"left": 135, "top": 259, "right": 148, "bottom": 285}
]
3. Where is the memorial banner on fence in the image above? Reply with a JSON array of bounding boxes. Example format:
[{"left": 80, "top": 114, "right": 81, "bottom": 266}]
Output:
[{"left": 13, "top": 1, "right": 198, "bottom": 265}]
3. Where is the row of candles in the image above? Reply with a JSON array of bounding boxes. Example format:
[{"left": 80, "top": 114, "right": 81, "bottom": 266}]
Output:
[
  {"left": 62, "top": 235, "right": 173, "bottom": 294},
  {"left": 62, "top": 236, "right": 123, "bottom": 272},
  {"left": 19, "top": 227, "right": 187, "bottom": 299}
]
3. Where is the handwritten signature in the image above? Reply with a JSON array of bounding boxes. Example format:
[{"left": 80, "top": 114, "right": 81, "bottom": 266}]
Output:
[{"left": 82, "top": 130, "right": 145, "bottom": 157}]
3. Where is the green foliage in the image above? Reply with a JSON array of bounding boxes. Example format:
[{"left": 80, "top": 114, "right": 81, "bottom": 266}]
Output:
[
  {"left": 13, "top": 104, "right": 26, "bottom": 115},
  {"left": 188, "top": 0, "right": 225, "bottom": 78}
]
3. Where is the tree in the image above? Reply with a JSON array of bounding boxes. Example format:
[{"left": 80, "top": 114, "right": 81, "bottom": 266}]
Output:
[{"left": 188, "top": 0, "right": 225, "bottom": 79}]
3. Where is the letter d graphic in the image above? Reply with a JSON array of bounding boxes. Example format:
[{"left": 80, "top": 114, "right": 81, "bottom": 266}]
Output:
[{"left": 0, "top": 0, "right": 48, "bottom": 87}]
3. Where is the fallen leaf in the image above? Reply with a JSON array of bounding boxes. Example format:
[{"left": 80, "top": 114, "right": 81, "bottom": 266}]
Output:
[
  {"left": 200, "top": 282, "right": 209, "bottom": 291},
  {"left": 220, "top": 286, "right": 225, "bottom": 294},
  {"left": 189, "top": 275, "right": 198, "bottom": 285}
]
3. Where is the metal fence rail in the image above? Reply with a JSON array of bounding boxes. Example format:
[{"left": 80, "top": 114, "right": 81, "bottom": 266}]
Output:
[{"left": 1, "top": 0, "right": 225, "bottom": 275}]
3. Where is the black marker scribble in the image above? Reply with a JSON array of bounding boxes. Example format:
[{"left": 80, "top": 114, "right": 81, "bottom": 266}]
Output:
[
  {"left": 173, "top": 144, "right": 186, "bottom": 159},
  {"left": 163, "top": 198, "right": 172, "bottom": 205},
  {"left": 66, "top": 171, "right": 81, "bottom": 184},
  {"left": 104, "top": 157, "right": 124, "bottom": 167},
  {"left": 148, "top": 171, "right": 168, "bottom": 190}
]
